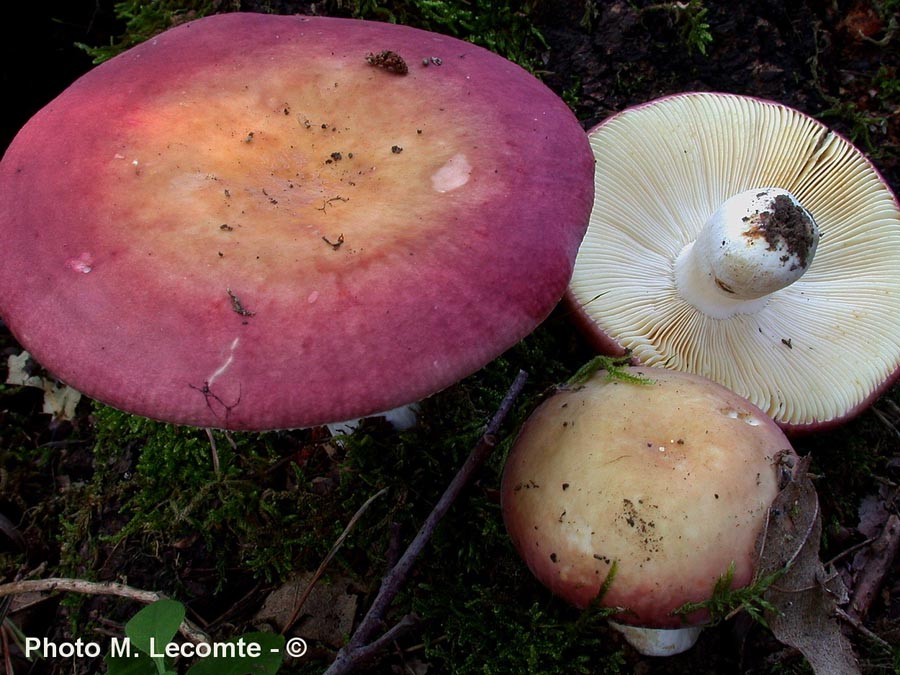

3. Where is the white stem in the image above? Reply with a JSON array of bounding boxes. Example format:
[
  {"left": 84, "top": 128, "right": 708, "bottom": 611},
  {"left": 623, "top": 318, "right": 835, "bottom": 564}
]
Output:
[
  {"left": 608, "top": 620, "right": 703, "bottom": 656},
  {"left": 674, "top": 188, "right": 819, "bottom": 318},
  {"left": 326, "top": 402, "right": 420, "bottom": 437}
]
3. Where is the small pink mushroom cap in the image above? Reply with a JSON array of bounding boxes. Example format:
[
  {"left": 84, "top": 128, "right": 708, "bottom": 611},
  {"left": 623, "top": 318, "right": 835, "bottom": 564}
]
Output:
[
  {"left": 501, "top": 366, "right": 795, "bottom": 632},
  {"left": 0, "top": 13, "right": 593, "bottom": 430}
]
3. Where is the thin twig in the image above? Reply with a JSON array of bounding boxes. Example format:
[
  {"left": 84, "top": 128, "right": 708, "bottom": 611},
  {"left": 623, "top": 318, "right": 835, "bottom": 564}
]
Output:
[
  {"left": 224, "top": 430, "right": 238, "bottom": 451},
  {"left": 341, "top": 614, "right": 419, "bottom": 668},
  {"left": 204, "top": 428, "right": 221, "bottom": 475},
  {"left": 881, "top": 398, "right": 900, "bottom": 418},
  {"left": 823, "top": 535, "right": 877, "bottom": 568},
  {"left": 836, "top": 607, "right": 893, "bottom": 651},
  {"left": 324, "top": 369, "right": 528, "bottom": 675},
  {"left": 871, "top": 407, "right": 900, "bottom": 439},
  {"left": 283, "top": 487, "right": 389, "bottom": 633},
  {"left": 205, "top": 581, "right": 264, "bottom": 634},
  {"left": 0, "top": 578, "right": 209, "bottom": 644}
]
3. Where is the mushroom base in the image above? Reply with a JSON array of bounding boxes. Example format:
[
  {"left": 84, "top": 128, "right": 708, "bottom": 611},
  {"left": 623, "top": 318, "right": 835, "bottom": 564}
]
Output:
[
  {"left": 608, "top": 621, "right": 703, "bottom": 657},
  {"left": 325, "top": 402, "right": 420, "bottom": 436}
]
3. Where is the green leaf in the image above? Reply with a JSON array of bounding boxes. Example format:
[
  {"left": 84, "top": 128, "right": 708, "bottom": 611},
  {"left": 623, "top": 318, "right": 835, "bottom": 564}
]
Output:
[
  {"left": 126, "top": 599, "right": 185, "bottom": 654},
  {"left": 105, "top": 650, "right": 158, "bottom": 675},
  {"left": 125, "top": 599, "right": 185, "bottom": 674},
  {"left": 186, "top": 633, "right": 285, "bottom": 675}
]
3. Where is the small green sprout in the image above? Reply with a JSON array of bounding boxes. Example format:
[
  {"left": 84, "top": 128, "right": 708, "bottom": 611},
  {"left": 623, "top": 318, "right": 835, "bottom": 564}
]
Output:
[
  {"left": 641, "top": 1, "right": 714, "bottom": 56},
  {"left": 567, "top": 356, "right": 653, "bottom": 387},
  {"left": 576, "top": 560, "right": 625, "bottom": 625},
  {"left": 673, "top": 562, "right": 783, "bottom": 627}
]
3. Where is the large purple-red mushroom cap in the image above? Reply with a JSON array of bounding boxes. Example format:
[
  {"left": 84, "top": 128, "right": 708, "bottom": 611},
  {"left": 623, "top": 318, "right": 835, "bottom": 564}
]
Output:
[{"left": 0, "top": 13, "right": 594, "bottom": 430}]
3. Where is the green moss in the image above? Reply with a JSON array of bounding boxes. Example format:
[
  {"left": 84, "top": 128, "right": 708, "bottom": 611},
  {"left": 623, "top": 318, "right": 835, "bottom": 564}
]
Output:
[
  {"left": 567, "top": 355, "right": 650, "bottom": 387},
  {"left": 415, "top": 586, "right": 626, "bottom": 674},
  {"left": 873, "top": 65, "right": 900, "bottom": 101},
  {"left": 673, "top": 562, "right": 781, "bottom": 627},
  {"left": 76, "top": 0, "right": 230, "bottom": 64},
  {"left": 58, "top": 406, "right": 348, "bottom": 587},
  {"left": 328, "top": 0, "right": 549, "bottom": 70},
  {"left": 872, "top": 0, "right": 900, "bottom": 25},
  {"left": 672, "top": 0, "right": 713, "bottom": 56},
  {"left": 816, "top": 100, "right": 889, "bottom": 154}
]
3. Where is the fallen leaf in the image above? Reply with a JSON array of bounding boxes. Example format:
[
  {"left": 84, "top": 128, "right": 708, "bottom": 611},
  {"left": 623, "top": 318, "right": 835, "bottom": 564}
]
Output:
[
  {"left": 6, "top": 351, "right": 82, "bottom": 420},
  {"left": 757, "top": 456, "right": 860, "bottom": 675},
  {"left": 254, "top": 571, "right": 357, "bottom": 648},
  {"left": 857, "top": 493, "right": 889, "bottom": 539}
]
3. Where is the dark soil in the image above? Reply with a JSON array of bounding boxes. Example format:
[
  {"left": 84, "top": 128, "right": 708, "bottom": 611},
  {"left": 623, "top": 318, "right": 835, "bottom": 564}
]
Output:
[{"left": 1, "top": 1, "right": 898, "bottom": 674}]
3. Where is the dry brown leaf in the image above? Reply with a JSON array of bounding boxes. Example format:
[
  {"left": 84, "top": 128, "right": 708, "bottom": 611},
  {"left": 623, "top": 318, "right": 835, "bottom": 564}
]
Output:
[
  {"left": 254, "top": 571, "right": 357, "bottom": 648},
  {"left": 857, "top": 493, "right": 890, "bottom": 539},
  {"left": 757, "top": 455, "right": 860, "bottom": 675}
]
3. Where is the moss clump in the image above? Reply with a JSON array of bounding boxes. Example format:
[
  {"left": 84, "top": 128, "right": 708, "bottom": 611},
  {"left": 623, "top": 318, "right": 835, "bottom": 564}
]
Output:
[
  {"left": 414, "top": 584, "right": 627, "bottom": 674},
  {"left": 326, "top": 0, "right": 548, "bottom": 70},
  {"left": 77, "top": 0, "right": 234, "bottom": 64},
  {"left": 61, "top": 406, "right": 334, "bottom": 585}
]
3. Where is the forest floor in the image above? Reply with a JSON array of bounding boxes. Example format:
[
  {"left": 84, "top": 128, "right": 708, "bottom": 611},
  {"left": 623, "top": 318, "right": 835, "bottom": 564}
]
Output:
[{"left": 1, "top": 1, "right": 898, "bottom": 674}]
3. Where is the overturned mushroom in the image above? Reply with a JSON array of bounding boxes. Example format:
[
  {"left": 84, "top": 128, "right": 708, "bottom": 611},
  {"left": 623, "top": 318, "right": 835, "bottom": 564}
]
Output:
[
  {"left": 567, "top": 93, "right": 900, "bottom": 432},
  {"left": 0, "top": 13, "right": 593, "bottom": 430},
  {"left": 501, "top": 365, "right": 796, "bottom": 656}
]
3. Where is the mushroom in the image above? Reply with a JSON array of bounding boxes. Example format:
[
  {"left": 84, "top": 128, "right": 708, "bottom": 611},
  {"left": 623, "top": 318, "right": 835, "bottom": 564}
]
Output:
[
  {"left": 0, "top": 13, "right": 594, "bottom": 430},
  {"left": 501, "top": 365, "right": 796, "bottom": 656},
  {"left": 324, "top": 402, "right": 420, "bottom": 437},
  {"left": 567, "top": 92, "right": 900, "bottom": 432}
]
